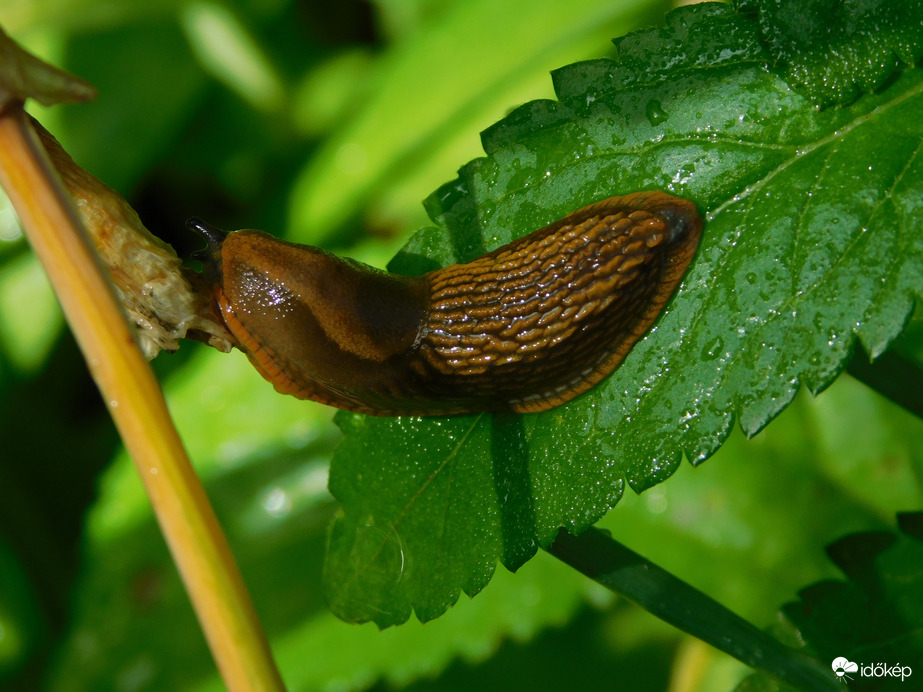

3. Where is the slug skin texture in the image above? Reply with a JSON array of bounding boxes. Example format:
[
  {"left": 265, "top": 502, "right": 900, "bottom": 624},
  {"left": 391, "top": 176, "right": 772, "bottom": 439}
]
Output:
[{"left": 202, "top": 191, "right": 702, "bottom": 416}]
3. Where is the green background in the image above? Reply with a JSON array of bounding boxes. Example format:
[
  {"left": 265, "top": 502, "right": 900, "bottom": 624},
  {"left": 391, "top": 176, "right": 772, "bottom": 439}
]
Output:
[{"left": 0, "top": 1, "right": 920, "bottom": 690}]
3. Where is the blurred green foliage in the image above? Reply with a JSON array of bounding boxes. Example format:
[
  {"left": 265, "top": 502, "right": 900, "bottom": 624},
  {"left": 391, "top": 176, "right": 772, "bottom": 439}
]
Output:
[{"left": 0, "top": 1, "right": 920, "bottom": 691}]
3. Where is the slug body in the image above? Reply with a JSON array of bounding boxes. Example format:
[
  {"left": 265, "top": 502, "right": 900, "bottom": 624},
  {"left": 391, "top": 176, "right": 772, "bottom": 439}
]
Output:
[{"left": 193, "top": 191, "right": 701, "bottom": 416}]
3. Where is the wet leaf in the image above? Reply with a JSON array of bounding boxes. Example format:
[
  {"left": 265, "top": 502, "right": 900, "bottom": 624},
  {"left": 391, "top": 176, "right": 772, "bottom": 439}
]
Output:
[
  {"left": 735, "top": 0, "right": 923, "bottom": 107},
  {"left": 326, "top": 2, "right": 923, "bottom": 626},
  {"left": 47, "top": 362, "right": 923, "bottom": 690}
]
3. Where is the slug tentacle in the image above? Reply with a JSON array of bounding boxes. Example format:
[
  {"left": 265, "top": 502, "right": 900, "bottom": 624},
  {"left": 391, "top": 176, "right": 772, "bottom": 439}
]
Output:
[
  {"left": 188, "top": 217, "right": 230, "bottom": 283},
  {"left": 196, "top": 191, "right": 701, "bottom": 416},
  {"left": 187, "top": 217, "right": 227, "bottom": 255}
]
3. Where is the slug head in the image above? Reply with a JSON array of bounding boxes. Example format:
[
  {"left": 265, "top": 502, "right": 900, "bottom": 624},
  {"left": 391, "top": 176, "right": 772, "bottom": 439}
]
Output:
[{"left": 191, "top": 225, "right": 430, "bottom": 411}]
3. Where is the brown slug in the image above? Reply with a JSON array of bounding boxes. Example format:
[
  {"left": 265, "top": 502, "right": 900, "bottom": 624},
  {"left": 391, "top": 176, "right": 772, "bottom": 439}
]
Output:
[{"left": 190, "top": 191, "right": 701, "bottom": 416}]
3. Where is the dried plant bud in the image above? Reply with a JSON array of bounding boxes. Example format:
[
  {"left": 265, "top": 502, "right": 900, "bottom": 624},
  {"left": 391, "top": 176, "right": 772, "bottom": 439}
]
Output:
[{"left": 34, "top": 120, "right": 234, "bottom": 358}]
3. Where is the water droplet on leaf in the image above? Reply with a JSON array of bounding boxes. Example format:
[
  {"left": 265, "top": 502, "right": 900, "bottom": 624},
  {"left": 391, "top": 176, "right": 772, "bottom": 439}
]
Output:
[{"left": 645, "top": 99, "right": 669, "bottom": 125}]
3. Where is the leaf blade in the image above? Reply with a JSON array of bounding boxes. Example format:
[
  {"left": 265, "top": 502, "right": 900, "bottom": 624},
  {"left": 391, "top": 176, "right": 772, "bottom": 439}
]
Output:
[{"left": 326, "top": 3, "right": 923, "bottom": 626}]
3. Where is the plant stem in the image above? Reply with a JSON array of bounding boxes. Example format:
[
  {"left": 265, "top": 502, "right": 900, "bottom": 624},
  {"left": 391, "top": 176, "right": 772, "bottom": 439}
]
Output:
[
  {"left": 0, "top": 102, "right": 285, "bottom": 692},
  {"left": 547, "top": 527, "right": 839, "bottom": 692},
  {"left": 847, "top": 347, "right": 923, "bottom": 420}
]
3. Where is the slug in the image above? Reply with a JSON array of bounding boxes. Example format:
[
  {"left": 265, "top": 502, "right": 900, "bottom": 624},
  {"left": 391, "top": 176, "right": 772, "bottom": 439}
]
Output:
[{"left": 190, "top": 191, "right": 701, "bottom": 416}]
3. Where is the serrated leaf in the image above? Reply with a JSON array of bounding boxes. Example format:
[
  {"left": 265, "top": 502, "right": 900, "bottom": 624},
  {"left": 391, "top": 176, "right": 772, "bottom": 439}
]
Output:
[
  {"left": 735, "top": 0, "right": 923, "bottom": 107},
  {"left": 47, "top": 356, "right": 923, "bottom": 690},
  {"left": 326, "top": 2, "right": 923, "bottom": 626},
  {"left": 736, "top": 514, "right": 923, "bottom": 691}
]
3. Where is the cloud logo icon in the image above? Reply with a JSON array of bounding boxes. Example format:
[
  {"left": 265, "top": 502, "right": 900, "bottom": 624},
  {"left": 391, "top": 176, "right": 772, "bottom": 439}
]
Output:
[{"left": 832, "top": 657, "right": 859, "bottom": 680}]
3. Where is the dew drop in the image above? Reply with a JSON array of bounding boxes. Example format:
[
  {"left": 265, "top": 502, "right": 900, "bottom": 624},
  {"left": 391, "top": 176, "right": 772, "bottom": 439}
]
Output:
[
  {"left": 701, "top": 336, "right": 724, "bottom": 360},
  {"left": 262, "top": 487, "right": 291, "bottom": 518},
  {"left": 645, "top": 99, "right": 669, "bottom": 126}
]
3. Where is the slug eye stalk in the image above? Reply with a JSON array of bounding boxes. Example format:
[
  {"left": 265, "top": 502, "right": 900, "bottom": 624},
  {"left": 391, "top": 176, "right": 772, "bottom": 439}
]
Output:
[{"left": 188, "top": 217, "right": 228, "bottom": 254}]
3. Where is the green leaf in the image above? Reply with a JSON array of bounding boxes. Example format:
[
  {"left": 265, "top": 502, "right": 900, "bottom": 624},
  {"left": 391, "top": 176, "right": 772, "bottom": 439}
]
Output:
[
  {"left": 0, "top": 25, "right": 96, "bottom": 106},
  {"left": 53, "top": 22, "right": 206, "bottom": 191},
  {"left": 46, "top": 360, "right": 923, "bottom": 690},
  {"left": 326, "top": 2, "right": 923, "bottom": 626},
  {"left": 736, "top": 513, "right": 923, "bottom": 691},
  {"left": 735, "top": 0, "right": 923, "bottom": 107},
  {"left": 548, "top": 528, "right": 840, "bottom": 692},
  {"left": 286, "top": 0, "right": 670, "bottom": 242},
  {"left": 46, "top": 403, "right": 590, "bottom": 692}
]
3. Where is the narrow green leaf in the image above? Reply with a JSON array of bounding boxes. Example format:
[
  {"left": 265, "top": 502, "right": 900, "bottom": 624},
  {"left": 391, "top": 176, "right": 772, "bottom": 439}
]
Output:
[
  {"left": 286, "top": 0, "right": 668, "bottom": 242},
  {"left": 548, "top": 528, "right": 839, "bottom": 692},
  {"left": 326, "top": 2, "right": 923, "bottom": 627},
  {"left": 847, "top": 346, "right": 923, "bottom": 419}
]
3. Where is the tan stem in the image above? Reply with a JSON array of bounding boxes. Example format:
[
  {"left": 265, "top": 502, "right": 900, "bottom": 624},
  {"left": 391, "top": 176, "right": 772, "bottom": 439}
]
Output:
[{"left": 0, "top": 102, "right": 285, "bottom": 692}]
